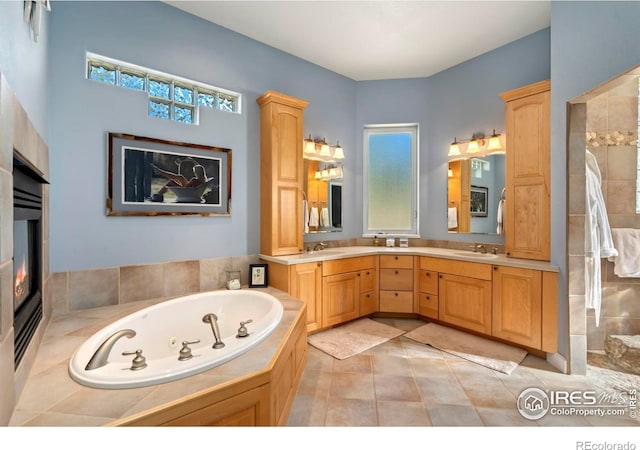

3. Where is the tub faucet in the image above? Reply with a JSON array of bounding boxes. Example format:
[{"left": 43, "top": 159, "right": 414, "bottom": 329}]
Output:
[
  {"left": 202, "top": 313, "right": 225, "bottom": 349},
  {"left": 85, "top": 329, "right": 136, "bottom": 371}
]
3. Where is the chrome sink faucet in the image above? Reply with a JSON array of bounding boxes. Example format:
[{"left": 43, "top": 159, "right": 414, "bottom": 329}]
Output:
[
  {"left": 313, "top": 242, "right": 327, "bottom": 251},
  {"left": 85, "top": 329, "right": 136, "bottom": 370},
  {"left": 473, "top": 243, "right": 487, "bottom": 254}
]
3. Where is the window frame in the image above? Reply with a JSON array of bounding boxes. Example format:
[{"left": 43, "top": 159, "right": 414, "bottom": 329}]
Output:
[
  {"left": 363, "top": 123, "right": 420, "bottom": 238},
  {"left": 86, "top": 52, "right": 242, "bottom": 125}
]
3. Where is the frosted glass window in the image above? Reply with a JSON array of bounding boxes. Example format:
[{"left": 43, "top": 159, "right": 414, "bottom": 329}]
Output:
[
  {"left": 86, "top": 52, "right": 241, "bottom": 125},
  {"left": 364, "top": 124, "right": 419, "bottom": 236}
]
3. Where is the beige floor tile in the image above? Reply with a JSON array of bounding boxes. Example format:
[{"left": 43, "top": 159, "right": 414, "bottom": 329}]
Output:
[
  {"left": 426, "top": 404, "right": 484, "bottom": 426},
  {"left": 401, "top": 338, "right": 444, "bottom": 359},
  {"left": 372, "top": 353, "right": 412, "bottom": 376},
  {"left": 297, "top": 369, "right": 333, "bottom": 397},
  {"left": 409, "top": 357, "right": 453, "bottom": 378},
  {"left": 305, "top": 346, "right": 336, "bottom": 372},
  {"left": 324, "top": 398, "right": 378, "bottom": 426},
  {"left": 373, "top": 374, "right": 421, "bottom": 402},
  {"left": 330, "top": 372, "right": 375, "bottom": 400},
  {"left": 333, "top": 354, "right": 372, "bottom": 374},
  {"left": 286, "top": 393, "right": 328, "bottom": 426},
  {"left": 370, "top": 340, "right": 406, "bottom": 357},
  {"left": 414, "top": 376, "right": 472, "bottom": 407},
  {"left": 377, "top": 400, "right": 431, "bottom": 426}
]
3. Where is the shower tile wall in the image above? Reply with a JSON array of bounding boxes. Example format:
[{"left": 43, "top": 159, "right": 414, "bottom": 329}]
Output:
[{"left": 585, "top": 79, "right": 640, "bottom": 350}]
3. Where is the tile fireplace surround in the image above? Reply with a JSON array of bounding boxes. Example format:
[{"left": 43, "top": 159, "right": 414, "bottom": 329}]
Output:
[{"left": 0, "top": 73, "right": 51, "bottom": 426}]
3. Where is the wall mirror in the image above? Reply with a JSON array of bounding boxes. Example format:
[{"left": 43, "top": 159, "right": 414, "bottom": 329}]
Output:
[
  {"left": 447, "top": 154, "right": 505, "bottom": 235},
  {"left": 304, "top": 159, "right": 343, "bottom": 233}
]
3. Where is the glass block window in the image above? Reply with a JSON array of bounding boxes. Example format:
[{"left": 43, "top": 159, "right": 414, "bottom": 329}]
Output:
[{"left": 86, "top": 52, "right": 241, "bottom": 125}]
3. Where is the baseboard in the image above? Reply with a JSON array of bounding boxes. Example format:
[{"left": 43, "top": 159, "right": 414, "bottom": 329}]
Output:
[{"left": 546, "top": 352, "right": 568, "bottom": 374}]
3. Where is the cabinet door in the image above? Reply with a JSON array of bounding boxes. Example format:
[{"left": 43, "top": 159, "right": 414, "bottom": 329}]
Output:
[
  {"left": 418, "top": 292, "right": 438, "bottom": 320},
  {"left": 322, "top": 272, "right": 358, "bottom": 327},
  {"left": 290, "top": 262, "right": 322, "bottom": 332},
  {"left": 358, "top": 268, "right": 376, "bottom": 293},
  {"left": 360, "top": 290, "right": 378, "bottom": 316},
  {"left": 439, "top": 273, "right": 492, "bottom": 335},
  {"left": 257, "top": 91, "right": 308, "bottom": 256},
  {"left": 492, "top": 265, "right": 542, "bottom": 349},
  {"left": 380, "top": 290, "right": 413, "bottom": 313},
  {"left": 502, "top": 81, "right": 550, "bottom": 261}
]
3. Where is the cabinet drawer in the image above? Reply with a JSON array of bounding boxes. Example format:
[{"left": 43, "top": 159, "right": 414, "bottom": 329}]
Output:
[
  {"left": 359, "top": 268, "right": 376, "bottom": 293},
  {"left": 420, "top": 256, "right": 492, "bottom": 281},
  {"left": 418, "top": 293, "right": 438, "bottom": 320},
  {"left": 379, "top": 268, "right": 414, "bottom": 290},
  {"left": 322, "top": 256, "right": 377, "bottom": 277},
  {"left": 360, "top": 290, "right": 378, "bottom": 316},
  {"left": 379, "top": 290, "right": 413, "bottom": 313},
  {"left": 419, "top": 270, "right": 438, "bottom": 294},
  {"left": 380, "top": 255, "right": 414, "bottom": 269}
]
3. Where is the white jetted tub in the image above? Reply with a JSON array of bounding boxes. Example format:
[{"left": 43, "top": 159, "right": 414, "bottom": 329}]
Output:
[{"left": 69, "top": 289, "right": 283, "bottom": 389}]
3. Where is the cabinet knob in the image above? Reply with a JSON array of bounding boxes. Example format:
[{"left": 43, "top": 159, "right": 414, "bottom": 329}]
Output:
[
  {"left": 366, "top": 293, "right": 370, "bottom": 298},
  {"left": 439, "top": 274, "right": 443, "bottom": 279},
  {"left": 366, "top": 271, "right": 370, "bottom": 275},
  {"left": 395, "top": 270, "right": 399, "bottom": 275},
  {"left": 357, "top": 273, "right": 361, "bottom": 277},
  {"left": 425, "top": 295, "right": 430, "bottom": 300},
  {"left": 425, "top": 272, "right": 430, "bottom": 277},
  {"left": 394, "top": 292, "right": 398, "bottom": 297},
  {"left": 395, "top": 256, "right": 398, "bottom": 260},
  {"left": 317, "top": 262, "right": 322, "bottom": 267},
  {"left": 493, "top": 266, "right": 498, "bottom": 271}
]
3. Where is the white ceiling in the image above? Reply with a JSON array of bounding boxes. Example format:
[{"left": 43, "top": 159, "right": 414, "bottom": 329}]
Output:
[{"left": 164, "top": 1, "right": 551, "bottom": 81}]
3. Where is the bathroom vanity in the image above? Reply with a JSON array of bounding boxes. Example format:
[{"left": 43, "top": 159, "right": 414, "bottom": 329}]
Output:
[{"left": 262, "top": 246, "right": 558, "bottom": 354}]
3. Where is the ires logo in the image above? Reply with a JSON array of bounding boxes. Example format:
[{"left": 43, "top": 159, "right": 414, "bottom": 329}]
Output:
[{"left": 517, "top": 388, "right": 603, "bottom": 420}]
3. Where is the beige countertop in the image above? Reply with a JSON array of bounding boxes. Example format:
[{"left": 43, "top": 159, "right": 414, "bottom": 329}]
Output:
[
  {"left": 260, "top": 245, "right": 559, "bottom": 272},
  {"left": 9, "top": 287, "right": 303, "bottom": 426}
]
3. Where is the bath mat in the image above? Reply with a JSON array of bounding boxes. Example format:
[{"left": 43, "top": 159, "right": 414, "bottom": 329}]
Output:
[
  {"left": 404, "top": 323, "right": 527, "bottom": 374},
  {"left": 308, "top": 318, "right": 406, "bottom": 359}
]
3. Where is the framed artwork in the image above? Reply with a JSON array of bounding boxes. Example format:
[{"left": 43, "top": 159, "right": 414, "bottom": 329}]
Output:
[
  {"left": 249, "top": 264, "right": 268, "bottom": 288},
  {"left": 107, "top": 133, "right": 231, "bottom": 216},
  {"left": 470, "top": 185, "right": 488, "bottom": 217}
]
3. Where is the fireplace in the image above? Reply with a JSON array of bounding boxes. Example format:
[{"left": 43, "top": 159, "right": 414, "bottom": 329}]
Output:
[{"left": 13, "top": 157, "right": 45, "bottom": 369}]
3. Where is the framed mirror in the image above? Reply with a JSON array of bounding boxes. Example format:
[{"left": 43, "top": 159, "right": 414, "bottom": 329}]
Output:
[
  {"left": 304, "top": 159, "right": 343, "bottom": 233},
  {"left": 447, "top": 155, "right": 505, "bottom": 235}
]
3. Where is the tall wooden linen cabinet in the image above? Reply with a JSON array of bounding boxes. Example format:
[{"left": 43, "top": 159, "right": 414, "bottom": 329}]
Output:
[
  {"left": 257, "top": 91, "right": 309, "bottom": 256},
  {"left": 500, "top": 80, "right": 551, "bottom": 261}
]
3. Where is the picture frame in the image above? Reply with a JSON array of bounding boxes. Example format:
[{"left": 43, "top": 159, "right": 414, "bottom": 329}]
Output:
[
  {"left": 249, "top": 264, "right": 268, "bottom": 288},
  {"left": 470, "top": 185, "right": 488, "bottom": 217},
  {"left": 107, "top": 133, "right": 232, "bottom": 216}
]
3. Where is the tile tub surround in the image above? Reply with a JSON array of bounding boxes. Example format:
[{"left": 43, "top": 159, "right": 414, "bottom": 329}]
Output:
[
  {"left": 9, "top": 287, "right": 303, "bottom": 426},
  {"left": 51, "top": 254, "right": 260, "bottom": 316},
  {"left": 0, "top": 74, "right": 51, "bottom": 426}
]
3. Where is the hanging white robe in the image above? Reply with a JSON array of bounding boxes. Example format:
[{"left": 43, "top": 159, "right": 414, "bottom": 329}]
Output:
[{"left": 584, "top": 150, "right": 617, "bottom": 327}]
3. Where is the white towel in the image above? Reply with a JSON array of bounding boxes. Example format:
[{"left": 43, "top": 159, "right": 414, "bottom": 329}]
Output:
[
  {"left": 585, "top": 150, "right": 618, "bottom": 327},
  {"left": 309, "top": 206, "right": 319, "bottom": 227},
  {"left": 608, "top": 228, "right": 640, "bottom": 278},
  {"left": 303, "top": 200, "right": 309, "bottom": 234},
  {"left": 447, "top": 207, "right": 458, "bottom": 229},
  {"left": 320, "top": 207, "right": 330, "bottom": 228},
  {"left": 496, "top": 199, "right": 505, "bottom": 235}
]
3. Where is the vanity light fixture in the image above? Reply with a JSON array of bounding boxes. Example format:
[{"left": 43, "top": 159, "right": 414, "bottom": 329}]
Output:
[
  {"left": 486, "top": 129, "right": 504, "bottom": 154},
  {"left": 448, "top": 138, "right": 461, "bottom": 157},
  {"left": 303, "top": 135, "right": 346, "bottom": 162}
]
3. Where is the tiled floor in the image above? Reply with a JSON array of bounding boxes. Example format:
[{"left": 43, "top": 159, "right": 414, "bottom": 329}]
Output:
[{"left": 287, "top": 318, "right": 640, "bottom": 427}]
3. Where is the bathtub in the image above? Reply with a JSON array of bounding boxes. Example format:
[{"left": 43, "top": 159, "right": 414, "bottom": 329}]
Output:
[{"left": 68, "top": 289, "right": 284, "bottom": 389}]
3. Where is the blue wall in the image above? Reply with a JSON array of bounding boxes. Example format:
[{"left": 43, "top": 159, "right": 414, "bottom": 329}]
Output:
[
  {"left": 0, "top": 1, "right": 49, "bottom": 138},
  {"left": 48, "top": 1, "right": 355, "bottom": 271}
]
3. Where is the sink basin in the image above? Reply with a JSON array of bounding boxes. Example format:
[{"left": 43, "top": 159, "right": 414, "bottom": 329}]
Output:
[{"left": 452, "top": 251, "right": 499, "bottom": 259}]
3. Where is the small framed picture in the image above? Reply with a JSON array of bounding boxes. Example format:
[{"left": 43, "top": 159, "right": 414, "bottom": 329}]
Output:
[{"left": 249, "top": 264, "right": 268, "bottom": 288}]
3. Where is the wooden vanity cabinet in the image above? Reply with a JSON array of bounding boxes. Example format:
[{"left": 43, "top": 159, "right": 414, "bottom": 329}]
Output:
[
  {"left": 418, "top": 268, "right": 438, "bottom": 319},
  {"left": 421, "top": 257, "right": 493, "bottom": 335},
  {"left": 379, "top": 255, "right": 416, "bottom": 313},
  {"left": 322, "top": 256, "right": 377, "bottom": 327},
  {"left": 359, "top": 266, "right": 378, "bottom": 316},
  {"left": 500, "top": 80, "right": 551, "bottom": 261},
  {"left": 492, "top": 265, "right": 558, "bottom": 353},
  {"left": 257, "top": 91, "right": 309, "bottom": 257},
  {"left": 289, "top": 262, "right": 323, "bottom": 332}
]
